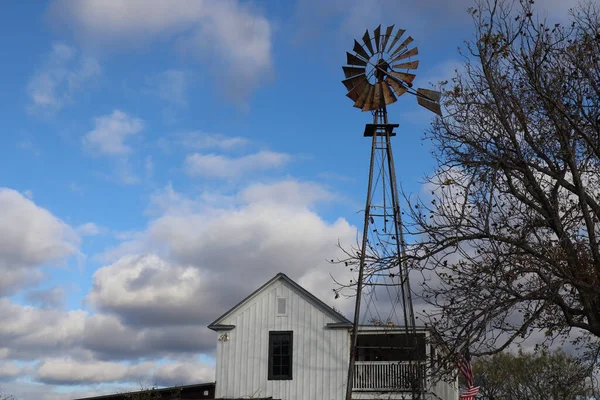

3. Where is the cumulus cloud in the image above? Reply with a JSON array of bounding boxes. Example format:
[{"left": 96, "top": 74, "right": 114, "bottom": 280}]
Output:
[
  {"left": 175, "top": 132, "right": 249, "bottom": 151},
  {"left": 0, "top": 188, "right": 79, "bottom": 295},
  {"left": 27, "top": 42, "right": 100, "bottom": 113},
  {"left": 0, "top": 299, "right": 87, "bottom": 360},
  {"left": 35, "top": 358, "right": 214, "bottom": 386},
  {"left": 82, "top": 110, "right": 144, "bottom": 156},
  {"left": 184, "top": 151, "right": 291, "bottom": 179},
  {"left": 92, "top": 181, "right": 357, "bottom": 328},
  {"left": 47, "top": 0, "right": 273, "bottom": 102},
  {"left": 35, "top": 358, "right": 154, "bottom": 385},
  {"left": 24, "top": 287, "right": 66, "bottom": 309},
  {"left": 76, "top": 222, "right": 101, "bottom": 236}
]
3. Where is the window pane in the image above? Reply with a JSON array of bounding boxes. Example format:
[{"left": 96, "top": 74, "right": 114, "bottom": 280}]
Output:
[
  {"left": 281, "top": 365, "right": 290, "bottom": 376},
  {"left": 273, "top": 365, "right": 281, "bottom": 376}
]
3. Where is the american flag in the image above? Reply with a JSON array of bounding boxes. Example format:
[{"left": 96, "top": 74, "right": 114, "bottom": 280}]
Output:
[
  {"left": 457, "top": 348, "right": 474, "bottom": 387},
  {"left": 460, "top": 385, "right": 480, "bottom": 400}
]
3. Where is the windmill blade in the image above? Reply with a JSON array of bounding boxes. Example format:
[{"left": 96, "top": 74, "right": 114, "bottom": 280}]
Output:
[
  {"left": 362, "top": 30, "right": 375, "bottom": 56},
  {"left": 387, "top": 77, "right": 408, "bottom": 97},
  {"left": 390, "top": 36, "right": 414, "bottom": 57},
  {"left": 353, "top": 84, "right": 372, "bottom": 109},
  {"left": 389, "top": 71, "right": 416, "bottom": 85},
  {"left": 362, "top": 84, "right": 376, "bottom": 111},
  {"left": 392, "top": 47, "right": 419, "bottom": 62},
  {"left": 346, "top": 52, "right": 367, "bottom": 66},
  {"left": 342, "top": 75, "right": 368, "bottom": 103},
  {"left": 343, "top": 66, "right": 367, "bottom": 78},
  {"left": 386, "top": 28, "right": 405, "bottom": 53},
  {"left": 353, "top": 40, "right": 370, "bottom": 61},
  {"left": 345, "top": 77, "right": 369, "bottom": 101},
  {"left": 342, "top": 74, "right": 367, "bottom": 92},
  {"left": 381, "top": 81, "right": 398, "bottom": 105},
  {"left": 381, "top": 25, "right": 394, "bottom": 53},
  {"left": 392, "top": 60, "right": 419, "bottom": 70},
  {"left": 373, "top": 25, "right": 381, "bottom": 53},
  {"left": 417, "top": 88, "right": 442, "bottom": 116}
]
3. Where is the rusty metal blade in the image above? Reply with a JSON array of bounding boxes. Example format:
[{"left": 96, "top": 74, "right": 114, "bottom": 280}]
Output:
[
  {"left": 345, "top": 77, "right": 369, "bottom": 101},
  {"left": 390, "top": 71, "right": 416, "bottom": 85},
  {"left": 417, "top": 96, "right": 442, "bottom": 116},
  {"left": 353, "top": 40, "right": 370, "bottom": 61},
  {"left": 392, "top": 60, "right": 419, "bottom": 70},
  {"left": 362, "top": 30, "right": 375, "bottom": 56},
  {"left": 387, "top": 77, "right": 408, "bottom": 97},
  {"left": 353, "top": 83, "right": 372, "bottom": 109},
  {"left": 346, "top": 52, "right": 367, "bottom": 66},
  {"left": 392, "top": 47, "right": 419, "bottom": 62},
  {"left": 381, "top": 25, "right": 394, "bottom": 54},
  {"left": 381, "top": 81, "right": 397, "bottom": 105},
  {"left": 362, "top": 84, "right": 375, "bottom": 111},
  {"left": 373, "top": 25, "right": 381, "bottom": 53},
  {"left": 342, "top": 74, "right": 367, "bottom": 93},
  {"left": 343, "top": 66, "right": 366, "bottom": 78},
  {"left": 417, "top": 88, "right": 442, "bottom": 102},
  {"left": 391, "top": 36, "right": 414, "bottom": 57},
  {"left": 387, "top": 28, "right": 405, "bottom": 54}
]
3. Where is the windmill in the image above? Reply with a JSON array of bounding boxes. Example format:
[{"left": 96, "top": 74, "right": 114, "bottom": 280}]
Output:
[{"left": 341, "top": 25, "right": 442, "bottom": 400}]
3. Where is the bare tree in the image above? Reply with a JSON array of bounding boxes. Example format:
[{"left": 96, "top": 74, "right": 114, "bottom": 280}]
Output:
[
  {"left": 473, "top": 350, "right": 592, "bottom": 400},
  {"left": 401, "top": 0, "right": 600, "bottom": 361},
  {"left": 0, "top": 390, "right": 16, "bottom": 400}
]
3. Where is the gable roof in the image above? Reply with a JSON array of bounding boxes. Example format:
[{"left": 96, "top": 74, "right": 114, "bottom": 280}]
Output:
[{"left": 208, "top": 272, "right": 351, "bottom": 330}]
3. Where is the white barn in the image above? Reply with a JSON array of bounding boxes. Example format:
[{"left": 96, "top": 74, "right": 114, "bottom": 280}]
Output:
[{"left": 208, "top": 273, "right": 458, "bottom": 400}]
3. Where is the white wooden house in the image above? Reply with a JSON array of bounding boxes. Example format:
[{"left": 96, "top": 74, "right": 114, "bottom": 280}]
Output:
[{"left": 208, "top": 273, "right": 458, "bottom": 400}]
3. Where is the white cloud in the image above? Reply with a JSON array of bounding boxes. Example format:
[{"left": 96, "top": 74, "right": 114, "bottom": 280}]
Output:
[
  {"left": 27, "top": 42, "right": 101, "bottom": 113},
  {"left": 0, "top": 360, "right": 25, "bottom": 380},
  {"left": 92, "top": 181, "right": 357, "bottom": 328},
  {"left": 76, "top": 222, "right": 101, "bottom": 236},
  {"left": 0, "top": 188, "right": 79, "bottom": 269},
  {"left": 35, "top": 358, "right": 214, "bottom": 386},
  {"left": 35, "top": 359, "right": 154, "bottom": 385},
  {"left": 184, "top": 151, "right": 291, "bottom": 179},
  {"left": 47, "top": 0, "right": 273, "bottom": 102},
  {"left": 176, "top": 132, "right": 249, "bottom": 151},
  {"left": 82, "top": 110, "right": 144, "bottom": 156},
  {"left": 0, "top": 298, "right": 87, "bottom": 359},
  {"left": 24, "top": 287, "right": 66, "bottom": 309}
]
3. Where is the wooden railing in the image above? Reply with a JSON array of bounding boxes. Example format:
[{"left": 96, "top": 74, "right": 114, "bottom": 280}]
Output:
[{"left": 353, "top": 361, "right": 427, "bottom": 391}]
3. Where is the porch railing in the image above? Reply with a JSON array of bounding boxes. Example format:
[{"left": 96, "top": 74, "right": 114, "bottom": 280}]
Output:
[{"left": 353, "top": 361, "right": 427, "bottom": 391}]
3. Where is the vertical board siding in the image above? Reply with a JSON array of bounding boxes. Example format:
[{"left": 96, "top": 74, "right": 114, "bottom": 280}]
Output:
[{"left": 214, "top": 279, "right": 349, "bottom": 400}]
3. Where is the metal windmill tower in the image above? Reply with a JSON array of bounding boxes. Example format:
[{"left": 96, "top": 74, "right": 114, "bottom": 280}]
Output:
[{"left": 341, "top": 25, "right": 442, "bottom": 400}]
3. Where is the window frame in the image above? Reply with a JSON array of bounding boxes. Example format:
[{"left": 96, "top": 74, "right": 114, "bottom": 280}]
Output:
[{"left": 268, "top": 330, "right": 293, "bottom": 380}]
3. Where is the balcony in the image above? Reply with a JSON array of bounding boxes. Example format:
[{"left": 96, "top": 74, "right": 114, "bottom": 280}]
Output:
[{"left": 353, "top": 361, "right": 427, "bottom": 392}]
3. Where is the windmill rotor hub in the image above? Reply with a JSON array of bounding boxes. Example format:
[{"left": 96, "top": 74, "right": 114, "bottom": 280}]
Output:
[{"left": 375, "top": 59, "right": 389, "bottom": 82}]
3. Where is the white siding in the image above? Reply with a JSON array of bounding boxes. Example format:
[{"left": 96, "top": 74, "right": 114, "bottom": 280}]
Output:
[{"left": 214, "top": 279, "right": 349, "bottom": 400}]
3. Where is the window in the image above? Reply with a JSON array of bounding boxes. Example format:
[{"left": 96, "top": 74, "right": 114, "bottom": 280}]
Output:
[
  {"left": 277, "top": 297, "right": 287, "bottom": 315},
  {"left": 268, "top": 331, "right": 293, "bottom": 380}
]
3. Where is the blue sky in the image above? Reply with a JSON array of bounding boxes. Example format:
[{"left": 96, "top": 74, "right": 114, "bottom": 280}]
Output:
[{"left": 0, "top": 1, "right": 578, "bottom": 399}]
